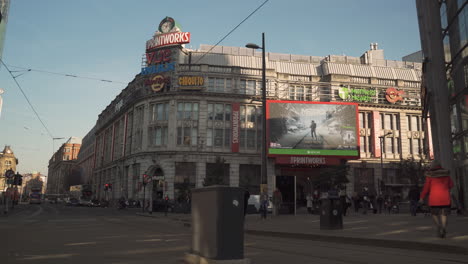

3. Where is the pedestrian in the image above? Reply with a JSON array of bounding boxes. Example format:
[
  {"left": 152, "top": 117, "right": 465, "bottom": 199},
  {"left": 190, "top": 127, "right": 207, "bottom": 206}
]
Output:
[
  {"left": 408, "top": 185, "right": 420, "bottom": 216},
  {"left": 260, "top": 193, "right": 268, "bottom": 219},
  {"left": 352, "top": 192, "right": 359, "bottom": 213},
  {"left": 272, "top": 188, "right": 282, "bottom": 216},
  {"left": 244, "top": 189, "right": 250, "bottom": 216},
  {"left": 360, "top": 187, "right": 370, "bottom": 214},
  {"left": 164, "top": 195, "right": 169, "bottom": 216},
  {"left": 419, "top": 160, "right": 454, "bottom": 238},
  {"left": 377, "top": 194, "right": 384, "bottom": 214},
  {"left": 306, "top": 193, "right": 313, "bottom": 214},
  {"left": 339, "top": 189, "right": 348, "bottom": 216}
]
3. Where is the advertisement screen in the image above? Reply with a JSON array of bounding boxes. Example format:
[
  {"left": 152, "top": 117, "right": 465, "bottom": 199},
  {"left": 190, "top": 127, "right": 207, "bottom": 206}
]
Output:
[{"left": 268, "top": 101, "right": 359, "bottom": 157}]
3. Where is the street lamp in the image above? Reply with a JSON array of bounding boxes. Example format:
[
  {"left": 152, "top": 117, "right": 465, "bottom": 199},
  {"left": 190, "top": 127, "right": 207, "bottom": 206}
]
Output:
[
  {"left": 379, "top": 131, "right": 393, "bottom": 194},
  {"left": 52, "top": 137, "right": 65, "bottom": 156},
  {"left": 246, "top": 33, "right": 267, "bottom": 193}
]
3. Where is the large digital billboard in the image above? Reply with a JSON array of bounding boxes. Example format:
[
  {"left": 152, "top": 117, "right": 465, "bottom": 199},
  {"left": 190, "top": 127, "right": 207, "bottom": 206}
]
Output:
[{"left": 267, "top": 101, "right": 359, "bottom": 157}]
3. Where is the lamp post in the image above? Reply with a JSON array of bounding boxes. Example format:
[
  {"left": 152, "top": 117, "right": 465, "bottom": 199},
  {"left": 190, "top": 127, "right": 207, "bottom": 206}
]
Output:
[
  {"left": 379, "top": 132, "right": 393, "bottom": 194},
  {"left": 52, "top": 137, "right": 65, "bottom": 156},
  {"left": 246, "top": 32, "right": 267, "bottom": 193}
]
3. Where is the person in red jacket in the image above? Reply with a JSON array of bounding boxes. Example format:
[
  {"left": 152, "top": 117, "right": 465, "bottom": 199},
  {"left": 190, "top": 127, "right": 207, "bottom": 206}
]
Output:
[{"left": 419, "top": 160, "right": 454, "bottom": 238}]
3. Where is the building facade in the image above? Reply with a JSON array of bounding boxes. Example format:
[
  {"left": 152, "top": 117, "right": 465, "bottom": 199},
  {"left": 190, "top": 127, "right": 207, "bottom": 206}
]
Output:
[
  {"left": 82, "top": 17, "right": 428, "bottom": 210},
  {"left": 74, "top": 126, "right": 96, "bottom": 186},
  {"left": 416, "top": 0, "right": 468, "bottom": 209},
  {"left": 47, "top": 137, "right": 81, "bottom": 195},
  {"left": 0, "top": 145, "right": 17, "bottom": 191}
]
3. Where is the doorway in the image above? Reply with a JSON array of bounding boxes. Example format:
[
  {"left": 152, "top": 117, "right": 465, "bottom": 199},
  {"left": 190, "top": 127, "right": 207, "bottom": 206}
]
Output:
[{"left": 276, "top": 176, "right": 295, "bottom": 214}]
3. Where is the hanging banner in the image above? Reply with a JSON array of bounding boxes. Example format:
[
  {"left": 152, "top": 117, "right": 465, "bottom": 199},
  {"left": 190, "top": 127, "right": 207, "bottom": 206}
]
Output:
[
  {"left": 231, "top": 103, "right": 240, "bottom": 153},
  {"left": 371, "top": 111, "right": 381, "bottom": 157}
]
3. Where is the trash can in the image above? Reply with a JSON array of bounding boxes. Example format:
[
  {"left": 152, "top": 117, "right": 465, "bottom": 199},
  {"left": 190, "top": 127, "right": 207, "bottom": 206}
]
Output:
[
  {"left": 191, "top": 186, "right": 246, "bottom": 260},
  {"left": 320, "top": 198, "right": 343, "bottom": 230}
]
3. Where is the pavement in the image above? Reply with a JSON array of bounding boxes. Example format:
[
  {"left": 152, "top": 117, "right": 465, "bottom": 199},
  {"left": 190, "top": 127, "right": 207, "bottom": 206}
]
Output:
[{"left": 137, "top": 209, "right": 468, "bottom": 255}]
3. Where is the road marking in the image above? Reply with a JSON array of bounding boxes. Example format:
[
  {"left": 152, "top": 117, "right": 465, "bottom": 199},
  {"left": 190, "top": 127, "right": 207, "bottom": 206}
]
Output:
[
  {"left": 451, "top": 235, "right": 468, "bottom": 241},
  {"left": 344, "top": 220, "right": 368, "bottom": 224},
  {"left": 346, "top": 227, "right": 370, "bottom": 230},
  {"left": 65, "top": 242, "right": 97, "bottom": 246},
  {"left": 375, "top": 229, "right": 409, "bottom": 236},
  {"left": 136, "top": 238, "right": 162, "bottom": 242},
  {"left": 21, "top": 253, "right": 78, "bottom": 260}
]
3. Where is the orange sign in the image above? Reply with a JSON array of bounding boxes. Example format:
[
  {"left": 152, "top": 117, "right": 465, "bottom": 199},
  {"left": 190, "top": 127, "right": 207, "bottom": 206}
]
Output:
[
  {"left": 385, "top": 87, "right": 404, "bottom": 104},
  {"left": 178, "top": 76, "right": 204, "bottom": 86}
]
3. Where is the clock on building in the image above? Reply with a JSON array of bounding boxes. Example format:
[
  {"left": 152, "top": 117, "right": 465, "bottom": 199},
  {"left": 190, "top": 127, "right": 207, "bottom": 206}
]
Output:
[{"left": 159, "top": 17, "right": 175, "bottom": 33}]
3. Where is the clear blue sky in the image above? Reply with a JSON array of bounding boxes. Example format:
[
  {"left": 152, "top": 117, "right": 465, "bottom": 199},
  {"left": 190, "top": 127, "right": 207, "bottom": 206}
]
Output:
[{"left": 0, "top": 0, "right": 421, "bottom": 175}]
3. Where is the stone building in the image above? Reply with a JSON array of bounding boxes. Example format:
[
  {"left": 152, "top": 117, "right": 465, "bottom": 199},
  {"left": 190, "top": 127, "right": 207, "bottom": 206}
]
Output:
[
  {"left": 80, "top": 17, "right": 429, "bottom": 211},
  {"left": 0, "top": 145, "right": 17, "bottom": 191},
  {"left": 47, "top": 137, "right": 81, "bottom": 195}
]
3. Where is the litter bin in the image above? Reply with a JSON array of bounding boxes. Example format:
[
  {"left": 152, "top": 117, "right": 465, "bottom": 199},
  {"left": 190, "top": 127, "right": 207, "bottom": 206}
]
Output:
[
  {"left": 320, "top": 198, "right": 343, "bottom": 230},
  {"left": 191, "top": 186, "right": 246, "bottom": 260}
]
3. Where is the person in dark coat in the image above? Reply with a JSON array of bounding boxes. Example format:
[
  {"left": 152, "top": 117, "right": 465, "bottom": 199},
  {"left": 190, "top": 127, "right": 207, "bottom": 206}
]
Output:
[
  {"left": 408, "top": 185, "right": 420, "bottom": 216},
  {"left": 244, "top": 189, "right": 250, "bottom": 216},
  {"left": 419, "top": 160, "right": 454, "bottom": 238}
]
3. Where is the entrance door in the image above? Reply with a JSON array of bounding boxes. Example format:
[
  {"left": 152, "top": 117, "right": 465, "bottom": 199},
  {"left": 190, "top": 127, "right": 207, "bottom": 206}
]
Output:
[{"left": 276, "top": 176, "right": 295, "bottom": 214}]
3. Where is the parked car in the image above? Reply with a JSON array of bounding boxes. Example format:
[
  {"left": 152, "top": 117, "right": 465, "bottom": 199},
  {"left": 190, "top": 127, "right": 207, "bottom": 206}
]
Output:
[
  {"left": 85, "top": 199, "right": 101, "bottom": 207},
  {"left": 66, "top": 198, "right": 80, "bottom": 206}
]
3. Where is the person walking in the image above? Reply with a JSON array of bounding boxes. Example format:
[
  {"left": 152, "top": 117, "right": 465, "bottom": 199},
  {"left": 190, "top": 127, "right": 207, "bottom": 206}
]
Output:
[
  {"left": 306, "top": 193, "right": 313, "bottom": 214},
  {"left": 408, "top": 185, "right": 420, "bottom": 216},
  {"left": 272, "top": 188, "right": 282, "bottom": 216},
  {"left": 310, "top": 120, "right": 317, "bottom": 139},
  {"left": 260, "top": 193, "right": 268, "bottom": 219},
  {"left": 419, "top": 160, "right": 454, "bottom": 238}
]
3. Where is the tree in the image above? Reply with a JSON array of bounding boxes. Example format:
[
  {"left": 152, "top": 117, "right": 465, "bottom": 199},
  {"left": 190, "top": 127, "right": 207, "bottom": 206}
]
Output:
[
  {"left": 203, "top": 157, "right": 227, "bottom": 187},
  {"left": 398, "top": 158, "right": 429, "bottom": 185},
  {"left": 313, "top": 163, "right": 350, "bottom": 192}
]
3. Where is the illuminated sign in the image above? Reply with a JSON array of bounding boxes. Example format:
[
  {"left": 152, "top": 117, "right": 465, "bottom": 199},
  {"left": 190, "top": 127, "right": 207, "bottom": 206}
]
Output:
[
  {"left": 338, "top": 86, "right": 375, "bottom": 102},
  {"left": 385, "top": 87, "right": 404, "bottom": 104},
  {"left": 146, "top": 17, "right": 191, "bottom": 51},
  {"left": 141, "top": 62, "right": 175, "bottom": 75},
  {"left": 145, "top": 75, "right": 170, "bottom": 92},
  {"left": 146, "top": 49, "right": 172, "bottom": 65},
  {"left": 178, "top": 76, "right": 204, "bottom": 86},
  {"left": 268, "top": 100, "right": 359, "bottom": 157}
]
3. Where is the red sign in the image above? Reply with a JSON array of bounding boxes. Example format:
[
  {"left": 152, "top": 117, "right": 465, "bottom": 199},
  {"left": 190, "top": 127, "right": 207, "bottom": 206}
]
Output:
[
  {"left": 231, "top": 103, "right": 240, "bottom": 153},
  {"left": 146, "top": 49, "right": 172, "bottom": 65},
  {"left": 275, "top": 156, "right": 341, "bottom": 165},
  {"left": 385, "top": 87, "right": 404, "bottom": 104},
  {"left": 371, "top": 111, "right": 381, "bottom": 158},
  {"left": 146, "top": 32, "right": 191, "bottom": 51}
]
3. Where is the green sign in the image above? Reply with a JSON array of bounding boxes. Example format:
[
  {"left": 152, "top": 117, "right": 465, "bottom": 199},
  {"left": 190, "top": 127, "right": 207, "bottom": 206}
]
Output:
[
  {"left": 269, "top": 148, "right": 358, "bottom": 156},
  {"left": 338, "top": 87, "right": 375, "bottom": 102}
]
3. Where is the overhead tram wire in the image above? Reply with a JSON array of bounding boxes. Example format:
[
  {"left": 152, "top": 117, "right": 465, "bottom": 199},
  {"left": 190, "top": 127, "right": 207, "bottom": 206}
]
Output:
[
  {"left": 0, "top": 59, "right": 54, "bottom": 139},
  {"left": 6, "top": 64, "right": 126, "bottom": 84},
  {"left": 192, "top": 0, "right": 270, "bottom": 65}
]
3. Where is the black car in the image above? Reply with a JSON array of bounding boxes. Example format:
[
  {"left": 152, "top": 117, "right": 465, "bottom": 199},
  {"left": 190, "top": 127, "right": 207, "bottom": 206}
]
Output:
[{"left": 66, "top": 198, "right": 80, "bottom": 206}]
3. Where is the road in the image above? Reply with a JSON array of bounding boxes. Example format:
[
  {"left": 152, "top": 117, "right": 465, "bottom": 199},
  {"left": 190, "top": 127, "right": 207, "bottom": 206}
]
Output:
[{"left": 2, "top": 204, "right": 468, "bottom": 264}]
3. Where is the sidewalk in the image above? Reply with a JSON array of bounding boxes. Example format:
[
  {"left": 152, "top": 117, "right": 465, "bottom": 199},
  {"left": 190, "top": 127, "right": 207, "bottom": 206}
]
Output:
[{"left": 137, "top": 211, "right": 468, "bottom": 255}]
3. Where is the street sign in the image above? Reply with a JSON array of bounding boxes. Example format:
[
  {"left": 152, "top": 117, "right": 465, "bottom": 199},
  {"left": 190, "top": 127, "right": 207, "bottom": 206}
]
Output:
[{"left": 5, "top": 169, "right": 15, "bottom": 178}]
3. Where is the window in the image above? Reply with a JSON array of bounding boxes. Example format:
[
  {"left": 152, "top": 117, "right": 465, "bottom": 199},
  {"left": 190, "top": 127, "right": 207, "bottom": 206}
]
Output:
[
  {"left": 359, "top": 112, "right": 372, "bottom": 155},
  {"left": 177, "top": 102, "right": 199, "bottom": 120},
  {"left": 239, "top": 105, "right": 262, "bottom": 150},
  {"left": 4, "top": 160, "right": 11, "bottom": 166},
  {"left": 206, "top": 162, "right": 230, "bottom": 185},
  {"left": 133, "top": 106, "right": 145, "bottom": 151},
  {"left": 63, "top": 148, "right": 70, "bottom": 153},
  {"left": 207, "top": 78, "right": 232, "bottom": 93},
  {"left": 289, "top": 85, "right": 313, "bottom": 101},
  {"left": 177, "top": 127, "right": 198, "bottom": 146},
  {"left": 125, "top": 111, "right": 134, "bottom": 156},
  {"left": 150, "top": 102, "right": 169, "bottom": 122},
  {"left": 380, "top": 113, "right": 400, "bottom": 155},
  {"left": 174, "top": 162, "right": 196, "bottom": 199},
  {"left": 407, "top": 115, "right": 423, "bottom": 156},
  {"left": 149, "top": 126, "right": 168, "bottom": 146},
  {"left": 240, "top": 79, "right": 260, "bottom": 95}
]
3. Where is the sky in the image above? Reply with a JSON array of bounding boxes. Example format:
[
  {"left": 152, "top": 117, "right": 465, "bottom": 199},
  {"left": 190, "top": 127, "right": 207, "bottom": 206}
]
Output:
[{"left": 0, "top": 0, "right": 422, "bottom": 175}]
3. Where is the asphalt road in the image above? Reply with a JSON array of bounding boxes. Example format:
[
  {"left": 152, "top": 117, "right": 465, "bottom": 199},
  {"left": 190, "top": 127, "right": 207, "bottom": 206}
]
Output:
[{"left": 2, "top": 204, "right": 468, "bottom": 264}]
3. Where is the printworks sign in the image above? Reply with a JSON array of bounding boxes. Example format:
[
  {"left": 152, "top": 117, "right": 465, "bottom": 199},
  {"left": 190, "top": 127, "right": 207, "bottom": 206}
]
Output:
[
  {"left": 146, "top": 17, "right": 191, "bottom": 51},
  {"left": 338, "top": 86, "right": 375, "bottom": 102}
]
